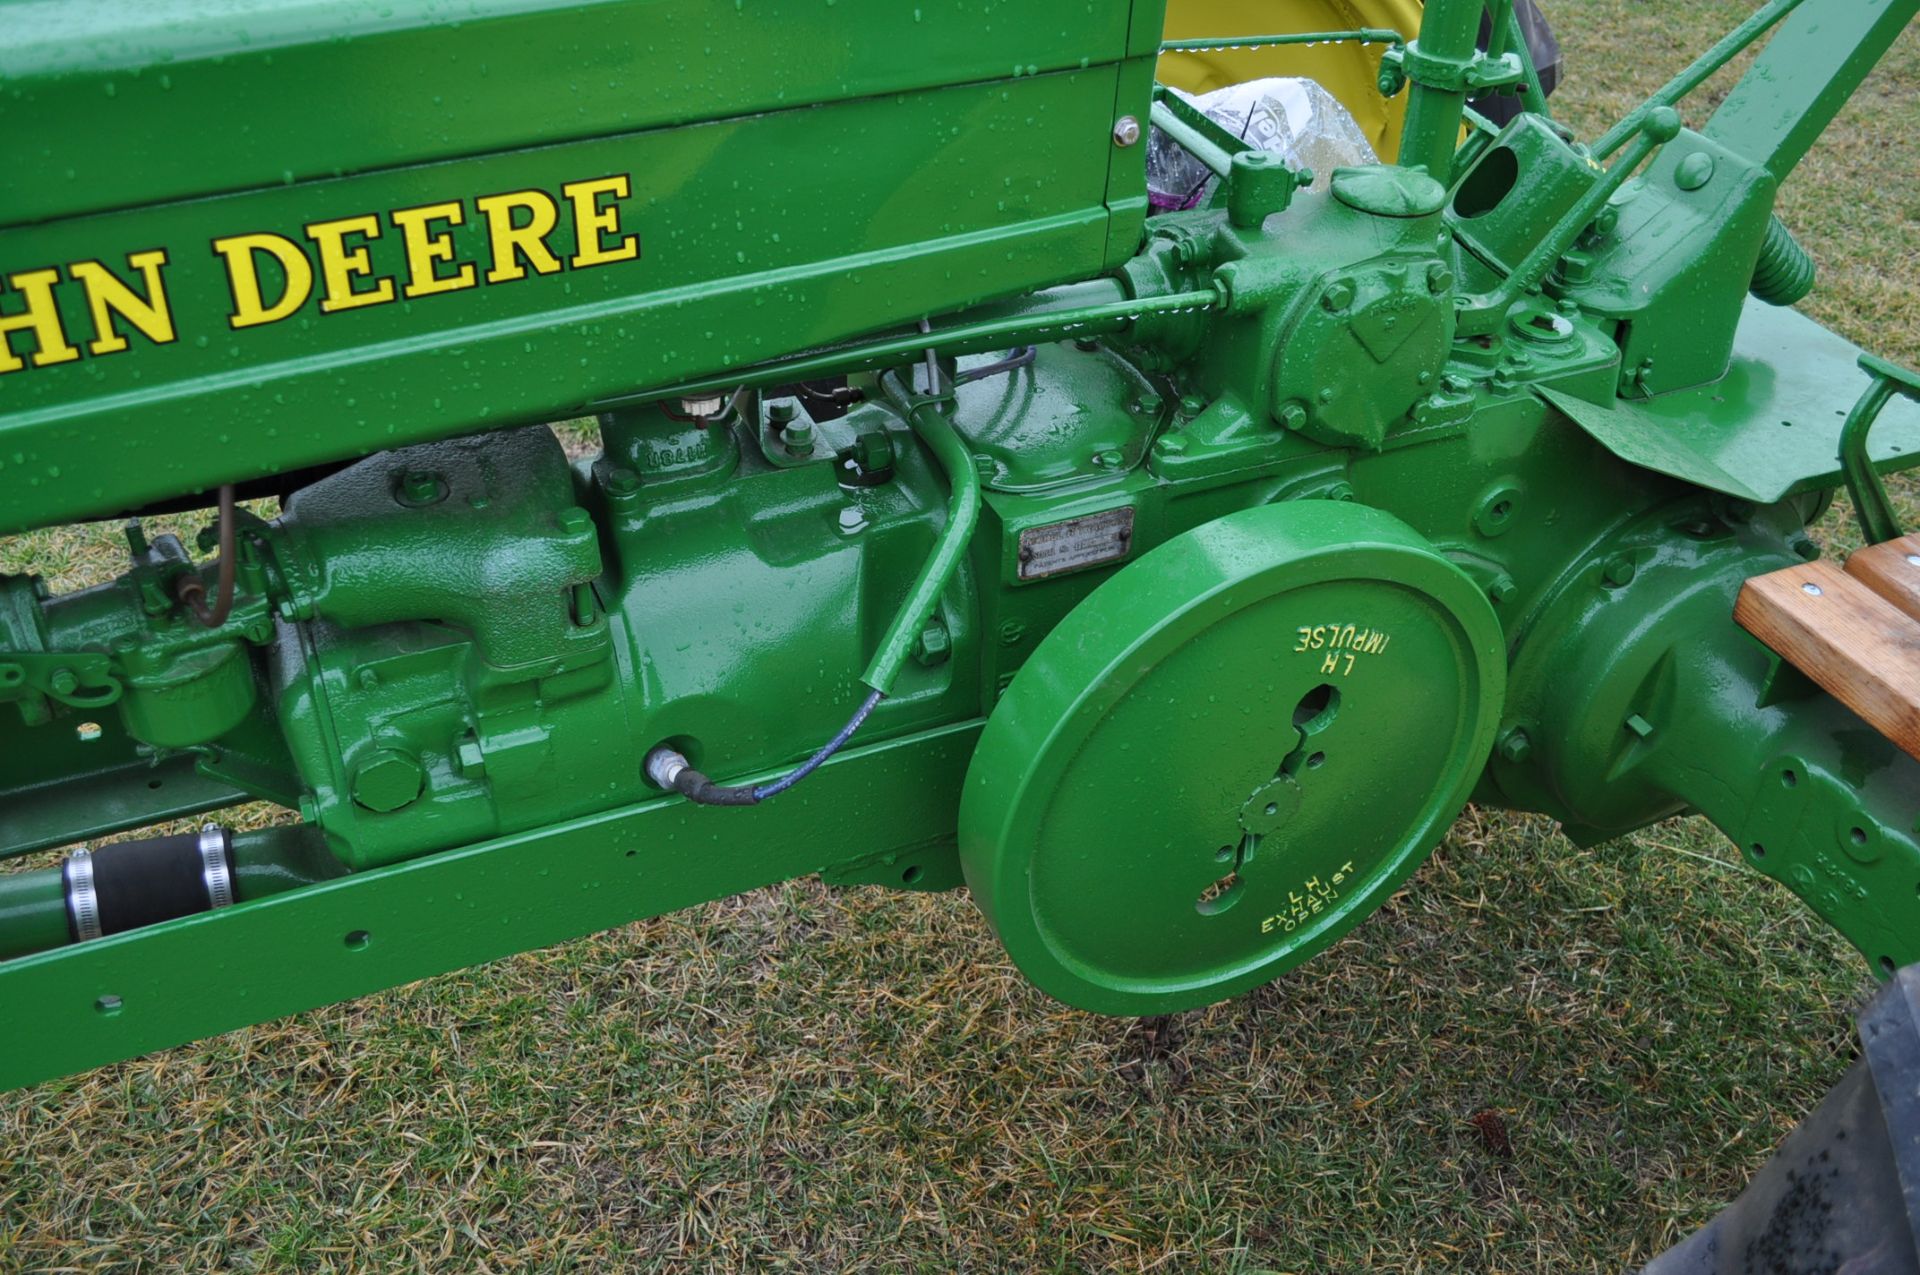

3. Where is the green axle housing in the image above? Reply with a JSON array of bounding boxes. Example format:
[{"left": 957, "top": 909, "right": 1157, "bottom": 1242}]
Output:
[{"left": 1, "top": 0, "right": 1918, "bottom": 1092}]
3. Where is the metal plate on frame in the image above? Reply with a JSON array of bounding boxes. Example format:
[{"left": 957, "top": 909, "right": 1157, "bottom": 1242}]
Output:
[{"left": 1016, "top": 506, "right": 1135, "bottom": 580}]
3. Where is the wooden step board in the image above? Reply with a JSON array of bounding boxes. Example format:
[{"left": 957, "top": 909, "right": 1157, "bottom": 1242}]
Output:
[{"left": 1735, "top": 536, "right": 1920, "bottom": 762}]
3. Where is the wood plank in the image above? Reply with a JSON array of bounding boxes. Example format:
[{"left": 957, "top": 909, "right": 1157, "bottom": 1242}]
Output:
[
  {"left": 1847, "top": 534, "right": 1920, "bottom": 624},
  {"left": 1735, "top": 560, "right": 1920, "bottom": 762}
]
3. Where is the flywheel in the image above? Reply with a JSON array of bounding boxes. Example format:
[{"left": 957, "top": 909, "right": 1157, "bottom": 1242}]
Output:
[{"left": 958, "top": 500, "right": 1506, "bottom": 1015}]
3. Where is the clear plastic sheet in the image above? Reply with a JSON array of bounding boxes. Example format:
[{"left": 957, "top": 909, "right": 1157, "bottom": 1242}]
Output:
[{"left": 1147, "top": 78, "right": 1378, "bottom": 212}]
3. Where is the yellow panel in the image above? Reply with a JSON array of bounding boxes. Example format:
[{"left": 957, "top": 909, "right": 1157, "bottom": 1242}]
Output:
[{"left": 1158, "top": 0, "right": 1423, "bottom": 161}]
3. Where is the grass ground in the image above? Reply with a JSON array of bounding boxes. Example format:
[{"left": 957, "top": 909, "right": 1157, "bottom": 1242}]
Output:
[{"left": 2, "top": 2, "right": 1917, "bottom": 1271}]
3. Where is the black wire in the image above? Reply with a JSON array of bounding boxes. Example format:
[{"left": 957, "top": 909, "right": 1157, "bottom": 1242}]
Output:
[{"left": 952, "top": 347, "right": 1037, "bottom": 386}]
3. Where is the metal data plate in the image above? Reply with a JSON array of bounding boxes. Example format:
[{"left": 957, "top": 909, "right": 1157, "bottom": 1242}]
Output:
[{"left": 1016, "top": 507, "right": 1136, "bottom": 581}]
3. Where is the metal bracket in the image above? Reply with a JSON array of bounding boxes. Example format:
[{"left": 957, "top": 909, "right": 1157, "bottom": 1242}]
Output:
[
  {"left": 1380, "top": 43, "right": 1522, "bottom": 95},
  {"left": 0, "top": 651, "right": 123, "bottom": 709},
  {"left": 1840, "top": 353, "right": 1920, "bottom": 545}
]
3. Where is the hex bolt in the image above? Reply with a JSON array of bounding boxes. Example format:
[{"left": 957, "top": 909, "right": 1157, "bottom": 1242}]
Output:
[
  {"left": 604, "top": 467, "right": 641, "bottom": 497},
  {"left": 1321, "top": 279, "right": 1356, "bottom": 312},
  {"left": 1497, "top": 728, "right": 1533, "bottom": 764},
  {"left": 1425, "top": 262, "right": 1454, "bottom": 294},
  {"left": 1488, "top": 576, "right": 1517, "bottom": 605},
  {"left": 1603, "top": 555, "right": 1637, "bottom": 588},
  {"left": 48, "top": 667, "right": 78, "bottom": 696},
  {"left": 913, "top": 619, "right": 952, "bottom": 666},
  {"left": 399, "top": 469, "right": 446, "bottom": 506},
  {"left": 556, "top": 506, "right": 593, "bottom": 536},
  {"left": 351, "top": 750, "right": 425, "bottom": 813},
  {"left": 767, "top": 401, "right": 797, "bottom": 427},
  {"left": 783, "top": 419, "right": 816, "bottom": 457},
  {"left": 1112, "top": 115, "right": 1142, "bottom": 147},
  {"left": 1278, "top": 402, "right": 1308, "bottom": 431}
]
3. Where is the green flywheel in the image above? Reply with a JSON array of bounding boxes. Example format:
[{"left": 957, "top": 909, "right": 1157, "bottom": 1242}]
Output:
[{"left": 958, "top": 501, "right": 1507, "bottom": 1015}]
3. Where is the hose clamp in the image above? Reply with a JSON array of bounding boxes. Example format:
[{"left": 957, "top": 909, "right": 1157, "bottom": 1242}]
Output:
[
  {"left": 64, "top": 847, "right": 101, "bottom": 942},
  {"left": 198, "top": 825, "right": 235, "bottom": 911}
]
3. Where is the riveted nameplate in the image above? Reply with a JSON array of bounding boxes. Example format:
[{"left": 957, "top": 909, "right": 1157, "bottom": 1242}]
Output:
[{"left": 1016, "top": 507, "right": 1134, "bottom": 581}]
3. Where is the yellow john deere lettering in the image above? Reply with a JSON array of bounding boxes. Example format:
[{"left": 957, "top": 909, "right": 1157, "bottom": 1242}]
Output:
[{"left": 0, "top": 172, "right": 642, "bottom": 375}]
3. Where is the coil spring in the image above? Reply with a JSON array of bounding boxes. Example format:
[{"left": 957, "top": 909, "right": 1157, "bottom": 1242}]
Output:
[{"left": 1750, "top": 214, "right": 1816, "bottom": 307}]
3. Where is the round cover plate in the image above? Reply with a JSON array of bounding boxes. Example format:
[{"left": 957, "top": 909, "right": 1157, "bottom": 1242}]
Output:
[{"left": 959, "top": 501, "right": 1505, "bottom": 1015}]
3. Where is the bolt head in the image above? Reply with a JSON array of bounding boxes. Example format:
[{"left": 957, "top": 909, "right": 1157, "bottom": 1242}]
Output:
[
  {"left": 914, "top": 620, "right": 952, "bottom": 666},
  {"left": 1497, "top": 729, "right": 1533, "bottom": 764},
  {"left": 1112, "top": 115, "right": 1142, "bottom": 147},
  {"left": 397, "top": 469, "right": 447, "bottom": 507},
  {"left": 352, "top": 750, "right": 425, "bottom": 813},
  {"left": 1674, "top": 151, "right": 1716, "bottom": 191}
]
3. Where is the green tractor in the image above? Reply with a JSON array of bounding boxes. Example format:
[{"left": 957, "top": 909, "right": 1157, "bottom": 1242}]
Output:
[{"left": 2, "top": 0, "right": 1918, "bottom": 1259}]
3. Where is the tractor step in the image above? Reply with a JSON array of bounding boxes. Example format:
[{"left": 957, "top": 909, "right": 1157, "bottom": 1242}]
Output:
[{"left": 1736, "top": 537, "right": 1920, "bottom": 762}]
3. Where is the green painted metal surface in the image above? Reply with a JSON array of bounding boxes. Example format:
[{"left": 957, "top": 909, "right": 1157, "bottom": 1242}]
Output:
[
  {"left": 959, "top": 501, "right": 1504, "bottom": 1014},
  {"left": 0, "top": 1, "right": 1157, "bottom": 531},
  {"left": 3, "top": 0, "right": 1920, "bottom": 1090},
  {"left": 0, "top": 723, "right": 981, "bottom": 1093},
  {"left": 1542, "top": 300, "right": 1920, "bottom": 504}
]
